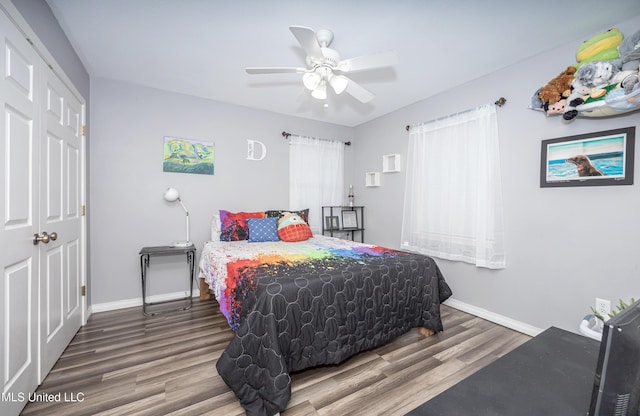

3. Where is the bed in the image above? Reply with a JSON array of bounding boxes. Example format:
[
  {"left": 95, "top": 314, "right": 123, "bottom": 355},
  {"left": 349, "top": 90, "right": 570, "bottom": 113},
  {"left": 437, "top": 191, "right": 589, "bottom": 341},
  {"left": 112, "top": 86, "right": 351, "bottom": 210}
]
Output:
[{"left": 198, "top": 211, "right": 452, "bottom": 416}]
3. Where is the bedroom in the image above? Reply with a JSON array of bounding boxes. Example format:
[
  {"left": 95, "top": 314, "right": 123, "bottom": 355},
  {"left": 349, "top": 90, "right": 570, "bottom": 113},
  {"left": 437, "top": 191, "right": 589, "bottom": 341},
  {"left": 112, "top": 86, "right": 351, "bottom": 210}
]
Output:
[{"left": 2, "top": 0, "right": 640, "bottom": 415}]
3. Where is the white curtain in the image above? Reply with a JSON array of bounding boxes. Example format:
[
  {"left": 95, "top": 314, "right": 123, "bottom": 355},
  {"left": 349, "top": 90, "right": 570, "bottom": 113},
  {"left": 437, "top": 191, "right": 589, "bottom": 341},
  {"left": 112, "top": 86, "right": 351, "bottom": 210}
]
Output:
[
  {"left": 289, "top": 135, "right": 344, "bottom": 233},
  {"left": 401, "top": 104, "right": 506, "bottom": 269}
]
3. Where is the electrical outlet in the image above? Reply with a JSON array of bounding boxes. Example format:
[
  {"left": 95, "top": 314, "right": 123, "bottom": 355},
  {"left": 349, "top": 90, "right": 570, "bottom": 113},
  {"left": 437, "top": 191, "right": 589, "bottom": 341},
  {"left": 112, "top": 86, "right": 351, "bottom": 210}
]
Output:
[{"left": 595, "top": 298, "right": 611, "bottom": 318}]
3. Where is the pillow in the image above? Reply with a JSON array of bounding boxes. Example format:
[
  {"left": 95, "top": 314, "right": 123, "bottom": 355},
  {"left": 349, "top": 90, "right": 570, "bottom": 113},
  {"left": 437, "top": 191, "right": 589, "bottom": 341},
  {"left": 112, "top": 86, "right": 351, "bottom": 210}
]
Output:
[
  {"left": 219, "top": 210, "right": 265, "bottom": 241},
  {"left": 247, "top": 217, "right": 280, "bottom": 242},
  {"left": 265, "top": 208, "right": 309, "bottom": 224},
  {"left": 211, "top": 214, "right": 221, "bottom": 241},
  {"left": 277, "top": 212, "right": 313, "bottom": 242}
]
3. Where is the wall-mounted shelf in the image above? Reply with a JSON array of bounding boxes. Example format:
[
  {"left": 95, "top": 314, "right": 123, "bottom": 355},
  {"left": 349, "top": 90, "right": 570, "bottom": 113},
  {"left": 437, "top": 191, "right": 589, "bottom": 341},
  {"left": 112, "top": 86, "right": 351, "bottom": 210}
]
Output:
[
  {"left": 383, "top": 154, "right": 401, "bottom": 172},
  {"left": 365, "top": 172, "right": 381, "bottom": 187}
]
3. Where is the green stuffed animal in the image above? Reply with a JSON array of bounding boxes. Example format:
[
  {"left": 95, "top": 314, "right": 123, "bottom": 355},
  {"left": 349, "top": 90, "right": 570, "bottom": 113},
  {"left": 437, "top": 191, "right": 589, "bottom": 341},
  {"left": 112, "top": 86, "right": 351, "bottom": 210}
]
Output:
[{"left": 574, "top": 28, "right": 624, "bottom": 69}]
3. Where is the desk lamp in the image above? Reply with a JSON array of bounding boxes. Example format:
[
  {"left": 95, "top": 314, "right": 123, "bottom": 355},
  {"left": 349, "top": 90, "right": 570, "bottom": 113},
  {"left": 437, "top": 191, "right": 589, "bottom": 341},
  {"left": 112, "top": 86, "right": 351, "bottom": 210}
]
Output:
[{"left": 163, "top": 187, "right": 193, "bottom": 247}]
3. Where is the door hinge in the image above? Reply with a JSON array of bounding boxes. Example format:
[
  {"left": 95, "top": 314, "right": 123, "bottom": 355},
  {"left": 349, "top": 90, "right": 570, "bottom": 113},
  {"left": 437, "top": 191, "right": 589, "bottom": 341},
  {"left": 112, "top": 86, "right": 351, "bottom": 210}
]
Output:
[
  {"left": 81, "top": 125, "right": 86, "bottom": 136},
  {"left": 80, "top": 205, "right": 86, "bottom": 216},
  {"left": 81, "top": 285, "right": 86, "bottom": 296}
]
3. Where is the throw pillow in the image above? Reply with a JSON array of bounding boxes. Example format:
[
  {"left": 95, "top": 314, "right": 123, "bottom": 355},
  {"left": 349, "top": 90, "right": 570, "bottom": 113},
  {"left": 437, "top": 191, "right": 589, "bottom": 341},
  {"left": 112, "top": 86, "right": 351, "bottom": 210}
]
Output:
[
  {"left": 219, "top": 210, "right": 265, "bottom": 241},
  {"left": 265, "top": 208, "right": 310, "bottom": 224},
  {"left": 247, "top": 217, "right": 280, "bottom": 242},
  {"left": 277, "top": 212, "right": 313, "bottom": 242}
]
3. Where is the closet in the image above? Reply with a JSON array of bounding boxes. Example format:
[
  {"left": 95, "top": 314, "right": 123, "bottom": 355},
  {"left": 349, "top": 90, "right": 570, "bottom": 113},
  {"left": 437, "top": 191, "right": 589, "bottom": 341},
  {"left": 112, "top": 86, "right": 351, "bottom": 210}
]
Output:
[{"left": 0, "top": 4, "right": 87, "bottom": 415}]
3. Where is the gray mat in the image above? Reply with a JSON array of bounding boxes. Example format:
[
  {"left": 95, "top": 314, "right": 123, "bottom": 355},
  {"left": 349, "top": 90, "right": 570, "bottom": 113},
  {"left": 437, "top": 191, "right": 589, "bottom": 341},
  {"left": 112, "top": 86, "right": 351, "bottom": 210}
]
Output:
[{"left": 407, "top": 326, "right": 599, "bottom": 416}]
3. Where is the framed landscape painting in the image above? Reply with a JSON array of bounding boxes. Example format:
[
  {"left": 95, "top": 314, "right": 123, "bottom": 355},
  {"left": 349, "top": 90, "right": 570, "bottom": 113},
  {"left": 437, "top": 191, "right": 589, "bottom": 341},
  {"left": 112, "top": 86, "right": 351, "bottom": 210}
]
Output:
[
  {"left": 163, "top": 136, "right": 215, "bottom": 175},
  {"left": 540, "top": 127, "right": 635, "bottom": 187}
]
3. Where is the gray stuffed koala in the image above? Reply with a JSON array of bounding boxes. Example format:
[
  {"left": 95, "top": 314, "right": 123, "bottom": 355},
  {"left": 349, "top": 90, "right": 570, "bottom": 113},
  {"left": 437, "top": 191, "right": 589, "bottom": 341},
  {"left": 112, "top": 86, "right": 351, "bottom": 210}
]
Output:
[
  {"left": 612, "top": 29, "right": 640, "bottom": 71},
  {"left": 575, "top": 61, "right": 619, "bottom": 88}
]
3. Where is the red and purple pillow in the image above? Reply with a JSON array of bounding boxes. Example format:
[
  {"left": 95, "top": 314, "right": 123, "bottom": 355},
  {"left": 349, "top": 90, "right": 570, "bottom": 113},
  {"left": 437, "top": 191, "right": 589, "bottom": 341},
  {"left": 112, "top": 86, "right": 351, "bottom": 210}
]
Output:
[{"left": 219, "top": 210, "right": 265, "bottom": 241}]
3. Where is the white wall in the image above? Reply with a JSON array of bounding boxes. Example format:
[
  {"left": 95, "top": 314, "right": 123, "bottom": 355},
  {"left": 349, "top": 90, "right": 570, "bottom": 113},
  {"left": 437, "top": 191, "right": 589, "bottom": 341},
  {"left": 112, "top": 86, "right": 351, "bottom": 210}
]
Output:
[
  {"left": 353, "top": 14, "right": 640, "bottom": 334},
  {"left": 89, "top": 78, "right": 354, "bottom": 305}
]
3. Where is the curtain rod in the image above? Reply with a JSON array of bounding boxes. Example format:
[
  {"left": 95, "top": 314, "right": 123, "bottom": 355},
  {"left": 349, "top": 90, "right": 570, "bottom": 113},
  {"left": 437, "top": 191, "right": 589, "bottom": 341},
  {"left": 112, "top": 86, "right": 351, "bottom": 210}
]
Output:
[
  {"left": 282, "top": 131, "right": 351, "bottom": 146},
  {"left": 405, "top": 97, "right": 507, "bottom": 131}
]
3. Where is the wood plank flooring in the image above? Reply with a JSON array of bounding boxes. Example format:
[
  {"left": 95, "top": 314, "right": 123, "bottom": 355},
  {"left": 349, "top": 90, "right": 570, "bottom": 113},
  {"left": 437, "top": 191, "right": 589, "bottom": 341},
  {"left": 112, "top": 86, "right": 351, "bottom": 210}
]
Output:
[{"left": 20, "top": 299, "right": 530, "bottom": 416}]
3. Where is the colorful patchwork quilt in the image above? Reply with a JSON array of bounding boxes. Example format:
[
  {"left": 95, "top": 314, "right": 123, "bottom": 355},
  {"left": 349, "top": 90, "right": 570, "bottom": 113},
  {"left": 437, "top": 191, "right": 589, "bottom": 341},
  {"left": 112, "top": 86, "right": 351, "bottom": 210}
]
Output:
[{"left": 198, "top": 235, "right": 452, "bottom": 416}]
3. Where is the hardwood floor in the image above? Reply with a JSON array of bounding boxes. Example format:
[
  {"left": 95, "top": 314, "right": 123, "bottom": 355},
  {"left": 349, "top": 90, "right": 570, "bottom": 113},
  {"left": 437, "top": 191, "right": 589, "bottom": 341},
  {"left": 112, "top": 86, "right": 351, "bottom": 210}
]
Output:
[{"left": 21, "top": 299, "right": 530, "bottom": 416}]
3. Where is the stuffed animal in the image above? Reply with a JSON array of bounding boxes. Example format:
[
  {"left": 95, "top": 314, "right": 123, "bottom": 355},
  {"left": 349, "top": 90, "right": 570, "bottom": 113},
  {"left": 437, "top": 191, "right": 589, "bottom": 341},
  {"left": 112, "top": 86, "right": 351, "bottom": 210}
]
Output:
[
  {"left": 574, "top": 61, "right": 619, "bottom": 88},
  {"left": 574, "top": 28, "right": 624, "bottom": 68},
  {"left": 545, "top": 99, "right": 567, "bottom": 116},
  {"left": 563, "top": 70, "right": 636, "bottom": 120},
  {"left": 562, "top": 78, "right": 592, "bottom": 120},
  {"left": 277, "top": 212, "right": 312, "bottom": 242},
  {"left": 620, "top": 71, "right": 640, "bottom": 93},
  {"left": 530, "top": 88, "right": 544, "bottom": 110},
  {"left": 611, "top": 29, "right": 640, "bottom": 71},
  {"left": 537, "top": 66, "right": 577, "bottom": 108}
]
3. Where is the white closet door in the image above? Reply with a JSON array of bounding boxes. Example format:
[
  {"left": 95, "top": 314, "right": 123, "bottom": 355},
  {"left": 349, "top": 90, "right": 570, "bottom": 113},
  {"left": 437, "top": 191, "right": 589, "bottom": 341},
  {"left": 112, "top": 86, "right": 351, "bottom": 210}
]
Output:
[
  {"left": 1, "top": 5, "right": 85, "bottom": 415},
  {"left": 39, "top": 66, "right": 84, "bottom": 378},
  {"left": 0, "top": 8, "right": 40, "bottom": 415}
]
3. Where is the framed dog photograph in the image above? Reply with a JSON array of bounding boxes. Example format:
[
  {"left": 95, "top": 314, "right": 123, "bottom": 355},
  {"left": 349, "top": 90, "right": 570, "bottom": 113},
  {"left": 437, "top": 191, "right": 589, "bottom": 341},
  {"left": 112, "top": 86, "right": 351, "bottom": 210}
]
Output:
[{"left": 540, "top": 126, "right": 635, "bottom": 188}]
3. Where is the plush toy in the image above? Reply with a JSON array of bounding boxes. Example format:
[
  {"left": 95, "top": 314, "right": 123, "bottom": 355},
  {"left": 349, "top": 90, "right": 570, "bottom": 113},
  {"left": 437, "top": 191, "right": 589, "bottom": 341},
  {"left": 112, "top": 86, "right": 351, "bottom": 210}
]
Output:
[
  {"left": 620, "top": 71, "right": 640, "bottom": 93},
  {"left": 562, "top": 78, "right": 592, "bottom": 120},
  {"left": 574, "top": 28, "right": 624, "bottom": 68},
  {"left": 276, "top": 212, "right": 312, "bottom": 242},
  {"left": 611, "top": 29, "right": 640, "bottom": 71},
  {"left": 563, "top": 70, "right": 636, "bottom": 120},
  {"left": 574, "top": 61, "right": 619, "bottom": 88},
  {"left": 545, "top": 99, "right": 567, "bottom": 116},
  {"left": 604, "top": 88, "right": 637, "bottom": 111},
  {"left": 530, "top": 88, "right": 544, "bottom": 110},
  {"left": 537, "top": 66, "right": 577, "bottom": 108}
]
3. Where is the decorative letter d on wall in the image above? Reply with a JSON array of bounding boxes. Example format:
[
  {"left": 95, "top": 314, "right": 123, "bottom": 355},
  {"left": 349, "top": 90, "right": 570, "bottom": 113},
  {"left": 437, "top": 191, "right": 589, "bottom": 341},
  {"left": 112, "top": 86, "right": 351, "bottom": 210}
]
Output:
[{"left": 247, "top": 140, "right": 267, "bottom": 161}]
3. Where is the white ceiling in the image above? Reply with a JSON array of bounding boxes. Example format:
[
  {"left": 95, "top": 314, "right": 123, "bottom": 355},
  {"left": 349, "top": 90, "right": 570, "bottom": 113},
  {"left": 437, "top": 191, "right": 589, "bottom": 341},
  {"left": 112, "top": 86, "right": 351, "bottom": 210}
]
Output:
[{"left": 46, "top": 0, "right": 640, "bottom": 127}]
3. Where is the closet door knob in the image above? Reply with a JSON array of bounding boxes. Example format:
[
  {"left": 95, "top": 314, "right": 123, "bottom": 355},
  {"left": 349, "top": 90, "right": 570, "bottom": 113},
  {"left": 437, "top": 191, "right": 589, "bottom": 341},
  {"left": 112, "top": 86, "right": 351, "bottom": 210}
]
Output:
[{"left": 33, "top": 231, "right": 56, "bottom": 245}]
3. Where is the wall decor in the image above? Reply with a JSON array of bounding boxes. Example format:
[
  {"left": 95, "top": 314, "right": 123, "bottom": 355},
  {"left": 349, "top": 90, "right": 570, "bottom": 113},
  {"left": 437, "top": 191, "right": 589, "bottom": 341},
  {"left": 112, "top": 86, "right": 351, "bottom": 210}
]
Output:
[
  {"left": 382, "top": 154, "right": 401, "bottom": 172},
  {"left": 246, "top": 139, "right": 267, "bottom": 161},
  {"left": 540, "top": 126, "right": 635, "bottom": 187},
  {"left": 163, "top": 136, "right": 214, "bottom": 175},
  {"left": 365, "top": 172, "right": 381, "bottom": 187}
]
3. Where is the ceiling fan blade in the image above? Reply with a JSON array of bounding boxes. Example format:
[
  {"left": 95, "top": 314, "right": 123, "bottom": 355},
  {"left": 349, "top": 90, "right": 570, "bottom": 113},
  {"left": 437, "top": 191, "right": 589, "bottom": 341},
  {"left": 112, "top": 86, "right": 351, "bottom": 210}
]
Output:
[
  {"left": 337, "top": 50, "right": 398, "bottom": 73},
  {"left": 289, "top": 26, "right": 323, "bottom": 61},
  {"left": 344, "top": 79, "right": 375, "bottom": 103},
  {"left": 245, "top": 67, "right": 306, "bottom": 74}
]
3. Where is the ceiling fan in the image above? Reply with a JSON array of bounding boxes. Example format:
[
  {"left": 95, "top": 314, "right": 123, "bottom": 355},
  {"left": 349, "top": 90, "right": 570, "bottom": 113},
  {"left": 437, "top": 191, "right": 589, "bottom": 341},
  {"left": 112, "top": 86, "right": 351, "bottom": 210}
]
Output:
[{"left": 245, "top": 26, "right": 397, "bottom": 103}]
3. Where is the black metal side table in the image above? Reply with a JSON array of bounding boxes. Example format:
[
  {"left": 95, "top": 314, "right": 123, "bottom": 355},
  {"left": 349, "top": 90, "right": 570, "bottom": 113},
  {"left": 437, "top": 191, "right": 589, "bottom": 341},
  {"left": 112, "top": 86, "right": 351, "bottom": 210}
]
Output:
[{"left": 139, "top": 245, "right": 196, "bottom": 316}]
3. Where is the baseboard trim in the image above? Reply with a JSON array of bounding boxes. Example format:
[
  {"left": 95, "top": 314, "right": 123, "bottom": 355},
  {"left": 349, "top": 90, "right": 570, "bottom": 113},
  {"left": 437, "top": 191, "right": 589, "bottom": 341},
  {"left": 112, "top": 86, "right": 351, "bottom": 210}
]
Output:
[
  {"left": 91, "top": 293, "right": 540, "bottom": 336},
  {"left": 91, "top": 289, "right": 201, "bottom": 313},
  {"left": 444, "top": 298, "right": 543, "bottom": 337}
]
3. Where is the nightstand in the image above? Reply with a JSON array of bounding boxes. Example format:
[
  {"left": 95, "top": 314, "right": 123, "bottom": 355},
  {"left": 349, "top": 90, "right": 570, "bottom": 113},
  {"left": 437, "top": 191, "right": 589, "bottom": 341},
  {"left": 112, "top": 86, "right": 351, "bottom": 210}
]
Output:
[{"left": 139, "top": 245, "right": 196, "bottom": 316}]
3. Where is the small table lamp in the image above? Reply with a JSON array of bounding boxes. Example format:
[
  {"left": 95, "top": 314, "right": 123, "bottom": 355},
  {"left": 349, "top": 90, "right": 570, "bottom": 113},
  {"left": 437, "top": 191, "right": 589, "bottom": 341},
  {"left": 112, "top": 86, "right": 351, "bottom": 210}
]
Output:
[{"left": 163, "top": 187, "right": 193, "bottom": 247}]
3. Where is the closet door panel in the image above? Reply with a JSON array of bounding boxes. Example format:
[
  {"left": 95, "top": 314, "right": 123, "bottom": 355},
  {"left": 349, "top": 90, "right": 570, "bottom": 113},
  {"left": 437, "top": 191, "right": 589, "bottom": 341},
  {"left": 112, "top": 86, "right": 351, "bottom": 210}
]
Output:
[
  {"left": 39, "top": 67, "right": 83, "bottom": 378},
  {"left": 0, "top": 9, "right": 40, "bottom": 416}
]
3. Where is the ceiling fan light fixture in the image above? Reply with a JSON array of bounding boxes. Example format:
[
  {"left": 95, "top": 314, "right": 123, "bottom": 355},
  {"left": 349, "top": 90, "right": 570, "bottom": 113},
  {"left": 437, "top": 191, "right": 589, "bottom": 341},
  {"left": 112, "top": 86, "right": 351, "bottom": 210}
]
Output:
[
  {"left": 302, "top": 72, "right": 321, "bottom": 90},
  {"left": 329, "top": 74, "right": 348, "bottom": 94},
  {"left": 311, "top": 80, "right": 327, "bottom": 100}
]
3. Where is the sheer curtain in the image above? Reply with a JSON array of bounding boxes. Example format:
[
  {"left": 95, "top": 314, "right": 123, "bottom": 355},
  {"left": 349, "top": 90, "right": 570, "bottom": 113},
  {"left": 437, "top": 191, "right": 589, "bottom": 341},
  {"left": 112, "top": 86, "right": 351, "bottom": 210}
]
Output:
[
  {"left": 289, "top": 135, "right": 344, "bottom": 233},
  {"left": 401, "top": 104, "right": 506, "bottom": 269}
]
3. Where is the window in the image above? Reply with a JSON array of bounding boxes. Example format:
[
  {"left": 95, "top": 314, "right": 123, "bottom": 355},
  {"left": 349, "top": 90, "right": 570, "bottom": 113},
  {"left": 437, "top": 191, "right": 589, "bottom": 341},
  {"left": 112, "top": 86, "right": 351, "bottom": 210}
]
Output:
[
  {"left": 401, "top": 104, "right": 506, "bottom": 269},
  {"left": 289, "top": 135, "right": 344, "bottom": 233}
]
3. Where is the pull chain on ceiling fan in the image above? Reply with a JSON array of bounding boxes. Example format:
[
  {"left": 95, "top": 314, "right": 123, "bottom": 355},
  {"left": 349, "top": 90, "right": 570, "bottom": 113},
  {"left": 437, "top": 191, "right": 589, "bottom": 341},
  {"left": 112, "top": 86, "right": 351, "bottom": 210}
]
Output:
[{"left": 245, "top": 26, "right": 397, "bottom": 103}]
